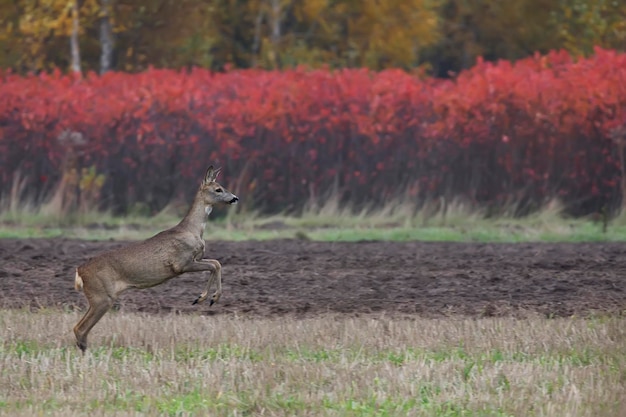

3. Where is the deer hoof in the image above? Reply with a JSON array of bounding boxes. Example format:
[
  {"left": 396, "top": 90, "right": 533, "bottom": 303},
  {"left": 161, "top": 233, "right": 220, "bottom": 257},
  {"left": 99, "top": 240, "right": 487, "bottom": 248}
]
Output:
[{"left": 193, "top": 294, "right": 207, "bottom": 305}]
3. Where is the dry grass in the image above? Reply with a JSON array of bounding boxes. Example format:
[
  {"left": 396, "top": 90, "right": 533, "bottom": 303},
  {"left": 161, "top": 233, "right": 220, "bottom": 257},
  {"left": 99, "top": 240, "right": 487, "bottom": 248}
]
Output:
[
  {"left": 3, "top": 190, "right": 626, "bottom": 242},
  {"left": 1, "top": 310, "right": 624, "bottom": 416}
]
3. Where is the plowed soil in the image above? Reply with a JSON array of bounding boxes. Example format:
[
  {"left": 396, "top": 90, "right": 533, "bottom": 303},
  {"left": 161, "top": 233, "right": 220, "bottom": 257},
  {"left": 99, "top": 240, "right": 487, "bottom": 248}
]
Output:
[{"left": 0, "top": 238, "right": 624, "bottom": 318}]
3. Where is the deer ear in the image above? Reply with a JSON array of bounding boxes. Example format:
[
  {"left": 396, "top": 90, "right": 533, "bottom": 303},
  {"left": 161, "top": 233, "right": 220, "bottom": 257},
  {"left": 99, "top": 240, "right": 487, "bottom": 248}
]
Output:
[
  {"left": 204, "top": 166, "right": 215, "bottom": 184},
  {"left": 203, "top": 166, "right": 221, "bottom": 184}
]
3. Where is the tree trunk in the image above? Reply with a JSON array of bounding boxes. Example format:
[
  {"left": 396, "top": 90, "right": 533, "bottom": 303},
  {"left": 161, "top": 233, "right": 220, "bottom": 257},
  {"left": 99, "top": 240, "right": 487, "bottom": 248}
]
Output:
[
  {"left": 270, "top": 0, "right": 281, "bottom": 44},
  {"left": 70, "top": 0, "right": 81, "bottom": 74},
  {"left": 618, "top": 142, "right": 626, "bottom": 212},
  {"left": 251, "top": 8, "right": 264, "bottom": 67},
  {"left": 609, "top": 128, "right": 626, "bottom": 211},
  {"left": 269, "top": 0, "right": 282, "bottom": 68},
  {"left": 99, "top": 0, "right": 114, "bottom": 74}
]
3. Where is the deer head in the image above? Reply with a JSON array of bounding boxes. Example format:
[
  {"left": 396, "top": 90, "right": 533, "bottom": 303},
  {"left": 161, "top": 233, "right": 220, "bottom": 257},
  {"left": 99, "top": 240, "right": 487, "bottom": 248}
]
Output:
[{"left": 200, "top": 166, "right": 239, "bottom": 211}]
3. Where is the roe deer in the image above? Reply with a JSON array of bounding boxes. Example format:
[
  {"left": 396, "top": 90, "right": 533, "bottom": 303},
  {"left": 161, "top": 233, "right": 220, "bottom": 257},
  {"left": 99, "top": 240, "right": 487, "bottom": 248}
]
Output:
[{"left": 73, "top": 166, "right": 238, "bottom": 352}]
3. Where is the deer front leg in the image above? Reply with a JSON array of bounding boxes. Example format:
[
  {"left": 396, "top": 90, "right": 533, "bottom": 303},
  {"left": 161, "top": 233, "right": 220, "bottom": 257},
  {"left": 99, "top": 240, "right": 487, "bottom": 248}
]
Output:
[{"left": 182, "top": 259, "right": 222, "bottom": 306}]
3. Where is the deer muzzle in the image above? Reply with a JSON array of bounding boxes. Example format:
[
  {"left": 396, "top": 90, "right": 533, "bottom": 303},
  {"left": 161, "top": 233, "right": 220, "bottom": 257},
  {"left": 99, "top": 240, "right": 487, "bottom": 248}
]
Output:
[{"left": 229, "top": 196, "right": 239, "bottom": 204}]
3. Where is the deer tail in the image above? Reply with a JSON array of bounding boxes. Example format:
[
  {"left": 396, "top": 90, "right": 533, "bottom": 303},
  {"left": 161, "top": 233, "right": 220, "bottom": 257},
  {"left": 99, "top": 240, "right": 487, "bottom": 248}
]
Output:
[{"left": 74, "top": 268, "right": 84, "bottom": 292}]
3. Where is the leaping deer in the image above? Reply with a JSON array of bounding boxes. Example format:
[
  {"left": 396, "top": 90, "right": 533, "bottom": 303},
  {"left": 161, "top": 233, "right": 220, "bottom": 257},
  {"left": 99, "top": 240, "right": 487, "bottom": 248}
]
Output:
[{"left": 73, "top": 166, "right": 238, "bottom": 352}]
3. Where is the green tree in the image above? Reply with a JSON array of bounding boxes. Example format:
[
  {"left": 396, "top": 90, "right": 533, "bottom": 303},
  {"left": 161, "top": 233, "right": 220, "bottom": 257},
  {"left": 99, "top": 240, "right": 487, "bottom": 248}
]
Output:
[
  {"left": 424, "top": 0, "right": 561, "bottom": 76},
  {"left": 111, "top": 0, "right": 217, "bottom": 71},
  {"left": 552, "top": 0, "right": 626, "bottom": 56}
]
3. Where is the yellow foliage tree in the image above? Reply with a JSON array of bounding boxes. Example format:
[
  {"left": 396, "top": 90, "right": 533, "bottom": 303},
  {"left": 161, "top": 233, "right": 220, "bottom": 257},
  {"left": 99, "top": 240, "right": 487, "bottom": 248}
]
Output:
[
  {"left": 351, "top": 0, "right": 440, "bottom": 68},
  {"left": 288, "top": 0, "right": 440, "bottom": 69},
  {"left": 5, "top": 0, "right": 99, "bottom": 72}
]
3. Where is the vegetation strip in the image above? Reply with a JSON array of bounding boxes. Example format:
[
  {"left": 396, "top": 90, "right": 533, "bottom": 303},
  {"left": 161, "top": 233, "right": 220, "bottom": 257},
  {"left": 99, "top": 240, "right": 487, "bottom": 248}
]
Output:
[{"left": 1, "top": 310, "right": 624, "bottom": 416}]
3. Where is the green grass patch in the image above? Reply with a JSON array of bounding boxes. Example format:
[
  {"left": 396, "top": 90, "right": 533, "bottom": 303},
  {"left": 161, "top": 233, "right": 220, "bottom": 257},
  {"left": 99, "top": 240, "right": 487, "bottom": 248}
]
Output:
[
  {"left": 3, "top": 216, "right": 626, "bottom": 242},
  {"left": 172, "top": 343, "right": 263, "bottom": 362}
]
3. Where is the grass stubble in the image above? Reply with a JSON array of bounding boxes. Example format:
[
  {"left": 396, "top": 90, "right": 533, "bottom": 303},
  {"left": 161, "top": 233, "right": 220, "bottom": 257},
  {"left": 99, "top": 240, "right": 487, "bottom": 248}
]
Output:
[{"left": 0, "top": 310, "right": 624, "bottom": 417}]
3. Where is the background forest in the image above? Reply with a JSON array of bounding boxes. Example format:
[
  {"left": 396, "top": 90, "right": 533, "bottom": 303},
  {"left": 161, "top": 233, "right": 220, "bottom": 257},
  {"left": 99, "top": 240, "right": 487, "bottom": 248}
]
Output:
[{"left": 1, "top": 0, "right": 625, "bottom": 76}]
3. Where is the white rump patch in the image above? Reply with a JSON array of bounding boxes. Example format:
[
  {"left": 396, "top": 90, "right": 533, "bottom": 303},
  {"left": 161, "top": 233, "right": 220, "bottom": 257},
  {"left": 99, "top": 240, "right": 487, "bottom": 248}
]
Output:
[{"left": 74, "top": 269, "right": 84, "bottom": 292}]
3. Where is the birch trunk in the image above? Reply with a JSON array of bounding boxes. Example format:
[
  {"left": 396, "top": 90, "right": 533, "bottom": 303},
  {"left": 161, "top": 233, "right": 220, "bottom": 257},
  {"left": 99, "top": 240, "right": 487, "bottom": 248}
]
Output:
[
  {"left": 99, "top": 0, "right": 114, "bottom": 73},
  {"left": 70, "top": 0, "right": 81, "bottom": 74}
]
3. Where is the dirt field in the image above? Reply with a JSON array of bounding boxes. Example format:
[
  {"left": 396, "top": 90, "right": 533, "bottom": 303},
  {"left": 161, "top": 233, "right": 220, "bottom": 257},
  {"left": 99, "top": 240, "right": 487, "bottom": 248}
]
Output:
[{"left": 0, "top": 238, "right": 624, "bottom": 318}]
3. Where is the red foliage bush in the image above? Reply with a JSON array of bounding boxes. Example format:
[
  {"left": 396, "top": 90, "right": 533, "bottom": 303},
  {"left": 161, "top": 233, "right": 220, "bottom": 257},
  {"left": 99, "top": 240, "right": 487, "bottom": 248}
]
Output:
[{"left": 1, "top": 48, "right": 625, "bottom": 215}]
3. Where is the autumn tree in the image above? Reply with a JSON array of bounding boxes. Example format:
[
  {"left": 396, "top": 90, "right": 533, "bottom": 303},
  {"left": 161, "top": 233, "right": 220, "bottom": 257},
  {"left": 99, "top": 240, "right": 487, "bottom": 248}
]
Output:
[
  {"left": 223, "top": 0, "right": 441, "bottom": 70},
  {"left": 551, "top": 0, "right": 626, "bottom": 56},
  {"left": 108, "top": 0, "right": 225, "bottom": 70},
  {"left": 0, "top": 0, "right": 100, "bottom": 73},
  {"left": 0, "top": 0, "right": 625, "bottom": 74},
  {"left": 345, "top": 0, "right": 440, "bottom": 68},
  {"left": 423, "top": 0, "right": 562, "bottom": 76}
]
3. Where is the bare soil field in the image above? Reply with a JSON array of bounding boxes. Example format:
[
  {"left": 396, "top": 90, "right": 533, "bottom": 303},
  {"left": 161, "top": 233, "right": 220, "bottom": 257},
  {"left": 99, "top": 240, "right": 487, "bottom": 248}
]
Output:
[{"left": 0, "top": 238, "right": 624, "bottom": 318}]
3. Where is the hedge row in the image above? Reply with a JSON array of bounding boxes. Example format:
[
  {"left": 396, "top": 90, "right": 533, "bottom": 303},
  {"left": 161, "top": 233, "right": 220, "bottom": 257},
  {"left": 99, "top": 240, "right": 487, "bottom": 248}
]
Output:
[{"left": 1, "top": 47, "right": 626, "bottom": 215}]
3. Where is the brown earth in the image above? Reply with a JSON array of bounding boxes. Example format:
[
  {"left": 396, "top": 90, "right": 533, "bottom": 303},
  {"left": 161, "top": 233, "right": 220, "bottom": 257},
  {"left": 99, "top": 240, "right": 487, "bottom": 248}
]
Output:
[{"left": 0, "top": 238, "right": 624, "bottom": 318}]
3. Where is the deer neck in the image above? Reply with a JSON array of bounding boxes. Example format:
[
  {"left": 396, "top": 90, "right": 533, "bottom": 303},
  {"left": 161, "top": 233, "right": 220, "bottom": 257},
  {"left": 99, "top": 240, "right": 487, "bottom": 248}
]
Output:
[{"left": 179, "top": 192, "right": 212, "bottom": 238}]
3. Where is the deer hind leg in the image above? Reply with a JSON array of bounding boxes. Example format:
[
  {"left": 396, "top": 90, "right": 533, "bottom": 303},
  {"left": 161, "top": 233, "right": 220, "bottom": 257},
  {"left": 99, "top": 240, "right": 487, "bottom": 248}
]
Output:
[
  {"left": 73, "top": 294, "right": 114, "bottom": 352},
  {"left": 191, "top": 259, "right": 222, "bottom": 306}
]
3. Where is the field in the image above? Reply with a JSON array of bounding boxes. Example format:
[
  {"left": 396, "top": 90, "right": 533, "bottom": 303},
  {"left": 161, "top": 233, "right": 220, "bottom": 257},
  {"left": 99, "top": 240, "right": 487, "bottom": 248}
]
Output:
[{"left": 1, "top": 237, "right": 626, "bottom": 416}]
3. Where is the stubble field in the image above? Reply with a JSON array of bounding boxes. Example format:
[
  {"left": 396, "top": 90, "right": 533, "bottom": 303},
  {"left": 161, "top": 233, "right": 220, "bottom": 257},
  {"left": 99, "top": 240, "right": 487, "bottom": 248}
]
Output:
[{"left": 0, "top": 237, "right": 625, "bottom": 416}]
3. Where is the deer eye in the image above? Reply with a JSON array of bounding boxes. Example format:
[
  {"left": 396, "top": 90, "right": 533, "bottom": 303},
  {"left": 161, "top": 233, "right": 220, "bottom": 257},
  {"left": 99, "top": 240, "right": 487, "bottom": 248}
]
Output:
[{"left": 215, "top": 188, "right": 223, "bottom": 193}]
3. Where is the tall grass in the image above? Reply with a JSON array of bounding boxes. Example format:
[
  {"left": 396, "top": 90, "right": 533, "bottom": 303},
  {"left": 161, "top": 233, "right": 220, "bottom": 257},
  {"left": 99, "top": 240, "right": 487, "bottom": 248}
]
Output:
[
  {"left": 0, "top": 309, "right": 624, "bottom": 416},
  {"left": 2, "top": 191, "right": 626, "bottom": 242}
]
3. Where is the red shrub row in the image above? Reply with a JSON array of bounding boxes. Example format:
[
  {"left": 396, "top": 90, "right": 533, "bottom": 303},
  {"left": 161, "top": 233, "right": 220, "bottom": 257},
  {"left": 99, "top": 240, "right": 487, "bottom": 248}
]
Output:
[{"left": 1, "top": 47, "right": 626, "bottom": 215}]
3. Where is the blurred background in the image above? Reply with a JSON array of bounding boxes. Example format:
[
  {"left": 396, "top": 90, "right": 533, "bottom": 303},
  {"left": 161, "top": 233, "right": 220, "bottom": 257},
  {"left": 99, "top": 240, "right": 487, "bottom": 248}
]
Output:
[
  {"left": 1, "top": 0, "right": 625, "bottom": 75},
  {"left": 1, "top": 0, "right": 626, "bottom": 236}
]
